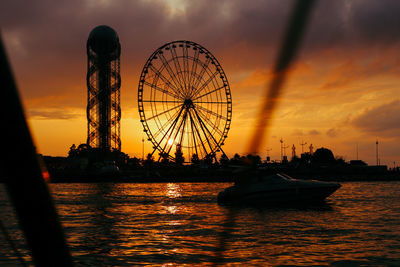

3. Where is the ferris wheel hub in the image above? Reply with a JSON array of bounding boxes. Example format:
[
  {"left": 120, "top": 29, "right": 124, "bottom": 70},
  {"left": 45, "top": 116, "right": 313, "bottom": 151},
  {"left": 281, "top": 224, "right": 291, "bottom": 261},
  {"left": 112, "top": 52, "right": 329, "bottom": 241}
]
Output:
[{"left": 183, "top": 98, "right": 194, "bottom": 109}]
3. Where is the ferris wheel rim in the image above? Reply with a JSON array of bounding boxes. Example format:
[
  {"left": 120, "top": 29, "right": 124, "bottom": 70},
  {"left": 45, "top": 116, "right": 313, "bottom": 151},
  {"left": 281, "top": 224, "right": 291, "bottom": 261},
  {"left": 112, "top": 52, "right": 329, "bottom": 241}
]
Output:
[{"left": 138, "top": 40, "right": 232, "bottom": 160}]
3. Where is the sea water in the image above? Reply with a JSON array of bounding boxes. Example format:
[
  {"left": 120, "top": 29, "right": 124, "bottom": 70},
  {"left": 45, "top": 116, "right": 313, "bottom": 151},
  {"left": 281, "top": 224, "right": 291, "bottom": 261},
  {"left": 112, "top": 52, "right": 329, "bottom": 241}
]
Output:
[{"left": 1, "top": 182, "right": 400, "bottom": 266}]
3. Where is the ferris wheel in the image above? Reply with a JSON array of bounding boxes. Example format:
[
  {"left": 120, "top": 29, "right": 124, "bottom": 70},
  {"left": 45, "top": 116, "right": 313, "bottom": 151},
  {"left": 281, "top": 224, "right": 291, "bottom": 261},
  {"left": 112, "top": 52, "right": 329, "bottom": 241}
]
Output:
[{"left": 138, "top": 40, "right": 232, "bottom": 161}]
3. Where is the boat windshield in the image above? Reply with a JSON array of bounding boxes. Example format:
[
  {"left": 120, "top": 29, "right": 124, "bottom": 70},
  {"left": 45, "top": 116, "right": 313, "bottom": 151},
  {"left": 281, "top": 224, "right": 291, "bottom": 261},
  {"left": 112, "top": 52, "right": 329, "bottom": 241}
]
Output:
[
  {"left": 276, "top": 173, "right": 296, "bottom": 181},
  {"left": 256, "top": 173, "right": 296, "bottom": 184}
]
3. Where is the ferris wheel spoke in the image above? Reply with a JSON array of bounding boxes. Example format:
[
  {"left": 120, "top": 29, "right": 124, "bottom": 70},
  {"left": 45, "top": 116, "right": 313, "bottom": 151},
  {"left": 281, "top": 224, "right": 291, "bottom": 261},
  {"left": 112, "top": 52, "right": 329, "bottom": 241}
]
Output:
[
  {"left": 169, "top": 51, "right": 185, "bottom": 92},
  {"left": 171, "top": 110, "right": 187, "bottom": 148},
  {"left": 148, "top": 65, "right": 183, "bottom": 99},
  {"left": 193, "top": 101, "right": 228, "bottom": 104},
  {"left": 191, "top": 108, "right": 217, "bottom": 155},
  {"left": 146, "top": 104, "right": 183, "bottom": 121},
  {"left": 153, "top": 105, "right": 184, "bottom": 139},
  {"left": 196, "top": 108, "right": 223, "bottom": 136},
  {"left": 142, "top": 100, "right": 183, "bottom": 103},
  {"left": 194, "top": 110, "right": 217, "bottom": 150},
  {"left": 166, "top": 110, "right": 188, "bottom": 155},
  {"left": 187, "top": 49, "right": 200, "bottom": 97},
  {"left": 191, "top": 71, "right": 219, "bottom": 99},
  {"left": 186, "top": 122, "right": 191, "bottom": 161},
  {"left": 186, "top": 114, "right": 196, "bottom": 159},
  {"left": 162, "top": 110, "right": 187, "bottom": 155},
  {"left": 182, "top": 46, "right": 191, "bottom": 95},
  {"left": 188, "top": 109, "right": 209, "bottom": 157},
  {"left": 170, "top": 47, "right": 188, "bottom": 96},
  {"left": 189, "top": 109, "right": 205, "bottom": 155},
  {"left": 157, "top": 53, "right": 181, "bottom": 91},
  {"left": 143, "top": 80, "right": 181, "bottom": 100},
  {"left": 192, "top": 57, "right": 211, "bottom": 95},
  {"left": 157, "top": 105, "right": 185, "bottom": 152},
  {"left": 192, "top": 84, "right": 224, "bottom": 101},
  {"left": 178, "top": 110, "right": 188, "bottom": 147},
  {"left": 158, "top": 53, "right": 186, "bottom": 98},
  {"left": 192, "top": 107, "right": 226, "bottom": 156},
  {"left": 194, "top": 103, "right": 227, "bottom": 121},
  {"left": 188, "top": 109, "right": 202, "bottom": 157}
]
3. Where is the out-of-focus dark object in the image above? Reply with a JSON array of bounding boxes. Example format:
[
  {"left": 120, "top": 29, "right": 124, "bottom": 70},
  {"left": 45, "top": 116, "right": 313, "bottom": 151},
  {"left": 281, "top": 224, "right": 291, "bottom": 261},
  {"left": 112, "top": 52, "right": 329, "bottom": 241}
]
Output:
[
  {"left": 247, "top": 0, "right": 316, "bottom": 154},
  {"left": 0, "top": 34, "right": 73, "bottom": 266}
]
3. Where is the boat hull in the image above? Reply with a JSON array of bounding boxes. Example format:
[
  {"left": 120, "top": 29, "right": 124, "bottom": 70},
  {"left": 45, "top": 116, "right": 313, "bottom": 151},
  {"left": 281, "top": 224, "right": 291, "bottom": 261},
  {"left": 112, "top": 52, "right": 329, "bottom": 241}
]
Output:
[{"left": 217, "top": 175, "right": 341, "bottom": 205}]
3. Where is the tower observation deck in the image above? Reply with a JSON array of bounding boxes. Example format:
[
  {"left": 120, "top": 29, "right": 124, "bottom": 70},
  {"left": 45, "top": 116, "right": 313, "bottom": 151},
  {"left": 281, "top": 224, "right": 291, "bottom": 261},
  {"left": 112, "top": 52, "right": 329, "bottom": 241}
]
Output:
[{"left": 86, "top": 25, "right": 121, "bottom": 151}]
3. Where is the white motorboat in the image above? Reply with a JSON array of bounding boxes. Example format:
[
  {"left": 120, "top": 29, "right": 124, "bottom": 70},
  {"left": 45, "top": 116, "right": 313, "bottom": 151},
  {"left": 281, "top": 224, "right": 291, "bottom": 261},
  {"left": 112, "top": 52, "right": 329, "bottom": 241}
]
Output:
[{"left": 217, "top": 173, "right": 341, "bottom": 205}]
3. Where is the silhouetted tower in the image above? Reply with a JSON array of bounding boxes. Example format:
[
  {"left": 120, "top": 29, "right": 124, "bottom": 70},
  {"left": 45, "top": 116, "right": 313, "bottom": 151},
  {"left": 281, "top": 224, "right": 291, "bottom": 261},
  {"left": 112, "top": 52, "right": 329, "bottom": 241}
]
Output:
[
  {"left": 87, "top": 25, "right": 121, "bottom": 151},
  {"left": 266, "top": 148, "right": 272, "bottom": 162},
  {"left": 292, "top": 144, "right": 296, "bottom": 159},
  {"left": 283, "top": 144, "right": 289, "bottom": 160},
  {"left": 300, "top": 141, "right": 307, "bottom": 154}
]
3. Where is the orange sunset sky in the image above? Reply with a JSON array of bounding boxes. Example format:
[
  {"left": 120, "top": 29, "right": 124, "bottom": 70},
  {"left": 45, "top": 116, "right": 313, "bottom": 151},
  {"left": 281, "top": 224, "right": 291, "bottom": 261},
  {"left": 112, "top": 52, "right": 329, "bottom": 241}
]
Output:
[{"left": 1, "top": 0, "right": 400, "bottom": 166}]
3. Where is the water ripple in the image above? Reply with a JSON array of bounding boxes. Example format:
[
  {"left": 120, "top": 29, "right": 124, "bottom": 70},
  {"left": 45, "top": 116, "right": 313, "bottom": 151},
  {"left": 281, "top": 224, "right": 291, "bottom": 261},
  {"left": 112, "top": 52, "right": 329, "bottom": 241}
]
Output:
[{"left": 1, "top": 182, "right": 400, "bottom": 265}]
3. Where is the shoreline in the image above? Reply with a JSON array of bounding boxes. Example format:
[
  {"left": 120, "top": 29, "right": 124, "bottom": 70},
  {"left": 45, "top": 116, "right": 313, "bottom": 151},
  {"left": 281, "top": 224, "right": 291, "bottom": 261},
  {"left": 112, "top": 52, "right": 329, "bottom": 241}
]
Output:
[{"left": 47, "top": 172, "right": 400, "bottom": 183}]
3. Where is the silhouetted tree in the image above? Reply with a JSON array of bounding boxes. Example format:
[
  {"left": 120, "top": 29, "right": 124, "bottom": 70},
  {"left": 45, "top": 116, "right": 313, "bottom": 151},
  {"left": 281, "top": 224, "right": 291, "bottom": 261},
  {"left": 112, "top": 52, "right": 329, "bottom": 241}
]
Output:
[
  {"left": 67, "top": 143, "right": 91, "bottom": 158},
  {"left": 160, "top": 152, "right": 170, "bottom": 164},
  {"left": 231, "top": 153, "right": 242, "bottom": 165},
  {"left": 111, "top": 149, "right": 129, "bottom": 167},
  {"left": 312, "top": 147, "right": 335, "bottom": 165},
  {"left": 68, "top": 144, "right": 77, "bottom": 158},
  {"left": 174, "top": 145, "right": 184, "bottom": 165},
  {"left": 219, "top": 154, "right": 229, "bottom": 166},
  {"left": 127, "top": 157, "right": 141, "bottom": 168},
  {"left": 300, "top": 152, "right": 312, "bottom": 165},
  {"left": 290, "top": 155, "right": 300, "bottom": 163},
  {"left": 246, "top": 154, "right": 261, "bottom": 166},
  {"left": 144, "top": 153, "right": 154, "bottom": 168},
  {"left": 77, "top": 143, "right": 91, "bottom": 157},
  {"left": 335, "top": 156, "right": 347, "bottom": 165},
  {"left": 191, "top": 153, "right": 200, "bottom": 164},
  {"left": 203, "top": 153, "right": 214, "bottom": 166}
]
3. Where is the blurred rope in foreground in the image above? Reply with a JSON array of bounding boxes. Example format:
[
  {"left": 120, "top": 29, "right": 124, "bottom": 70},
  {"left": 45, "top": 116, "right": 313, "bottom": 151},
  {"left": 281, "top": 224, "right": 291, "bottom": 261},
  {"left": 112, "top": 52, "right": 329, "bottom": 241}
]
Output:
[{"left": 247, "top": 0, "right": 316, "bottom": 155}]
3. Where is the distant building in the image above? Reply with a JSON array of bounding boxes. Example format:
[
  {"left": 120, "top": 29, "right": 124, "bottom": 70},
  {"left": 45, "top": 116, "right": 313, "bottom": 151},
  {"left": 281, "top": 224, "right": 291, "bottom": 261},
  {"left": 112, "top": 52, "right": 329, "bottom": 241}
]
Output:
[{"left": 349, "top": 160, "right": 367, "bottom": 166}]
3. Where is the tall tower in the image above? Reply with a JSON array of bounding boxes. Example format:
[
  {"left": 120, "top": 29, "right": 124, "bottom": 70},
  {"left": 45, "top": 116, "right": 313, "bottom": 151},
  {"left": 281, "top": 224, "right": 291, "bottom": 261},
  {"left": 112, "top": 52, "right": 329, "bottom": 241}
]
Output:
[{"left": 86, "top": 25, "right": 121, "bottom": 151}]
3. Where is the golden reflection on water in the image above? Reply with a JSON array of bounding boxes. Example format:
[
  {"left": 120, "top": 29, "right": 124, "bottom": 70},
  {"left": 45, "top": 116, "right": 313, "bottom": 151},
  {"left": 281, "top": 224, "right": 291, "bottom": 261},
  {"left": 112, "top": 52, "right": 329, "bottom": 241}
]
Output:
[
  {"left": 30, "top": 182, "right": 400, "bottom": 266},
  {"left": 164, "top": 206, "right": 179, "bottom": 215},
  {"left": 165, "top": 183, "right": 182, "bottom": 198},
  {"left": 163, "top": 183, "right": 182, "bottom": 217}
]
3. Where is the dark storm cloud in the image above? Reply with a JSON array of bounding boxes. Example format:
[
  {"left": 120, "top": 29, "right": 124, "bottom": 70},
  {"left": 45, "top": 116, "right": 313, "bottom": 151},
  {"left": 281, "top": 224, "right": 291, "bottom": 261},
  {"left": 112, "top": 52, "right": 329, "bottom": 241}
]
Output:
[
  {"left": 302, "top": 1, "right": 351, "bottom": 51},
  {"left": 352, "top": 100, "right": 400, "bottom": 136},
  {"left": 350, "top": 0, "right": 400, "bottom": 44},
  {"left": 2, "top": 0, "right": 400, "bottom": 58},
  {"left": 303, "top": 0, "right": 400, "bottom": 53}
]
